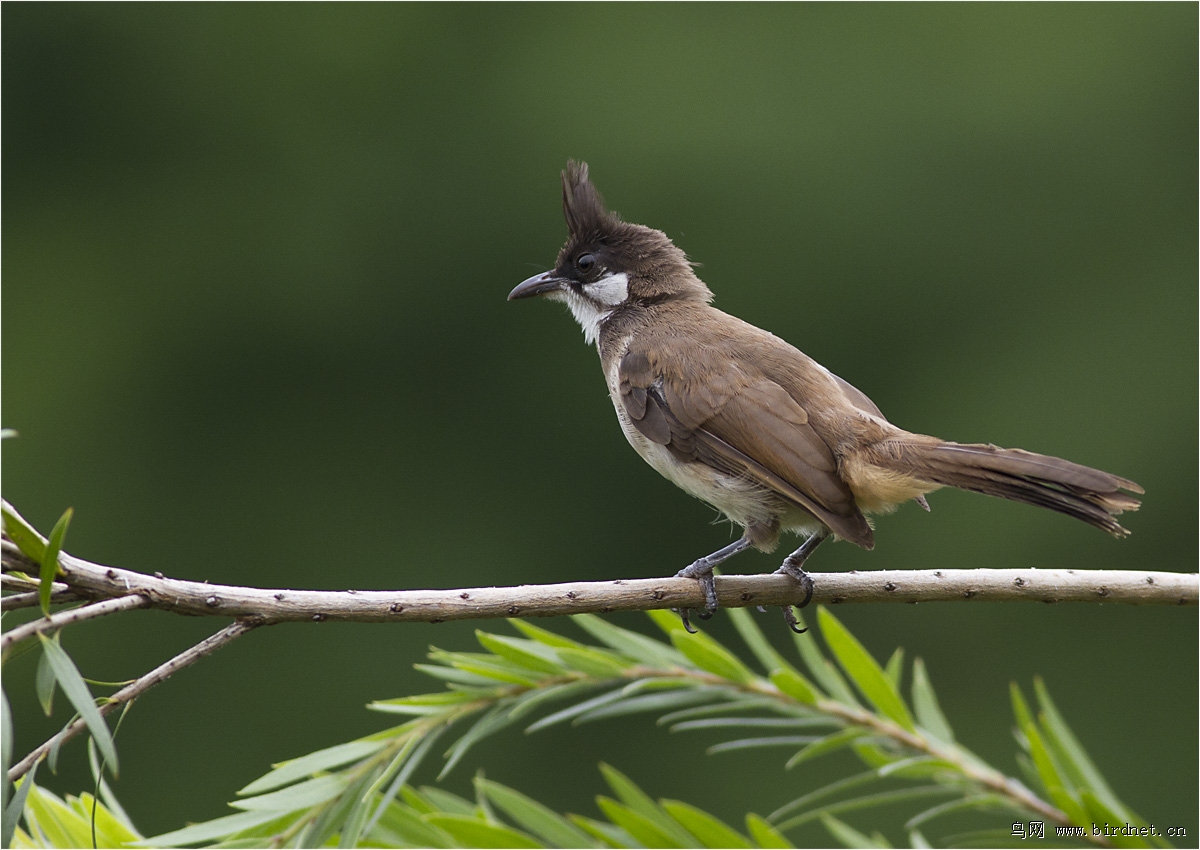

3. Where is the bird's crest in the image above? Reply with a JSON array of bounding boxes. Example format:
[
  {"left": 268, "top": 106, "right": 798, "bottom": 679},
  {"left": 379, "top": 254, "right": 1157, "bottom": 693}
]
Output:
[{"left": 561, "top": 160, "right": 619, "bottom": 238}]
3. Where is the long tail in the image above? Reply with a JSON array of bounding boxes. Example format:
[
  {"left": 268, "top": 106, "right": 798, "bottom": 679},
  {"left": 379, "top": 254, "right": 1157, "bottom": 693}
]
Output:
[{"left": 877, "top": 437, "right": 1143, "bottom": 537}]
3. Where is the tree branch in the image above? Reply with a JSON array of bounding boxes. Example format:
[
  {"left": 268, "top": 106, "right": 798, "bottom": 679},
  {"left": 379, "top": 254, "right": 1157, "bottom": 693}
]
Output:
[
  {"left": 6, "top": 618, "right": 261, "bottom": 782},
  {"left": 2, "top": 533, "right": 1195, "bottom": 629}
]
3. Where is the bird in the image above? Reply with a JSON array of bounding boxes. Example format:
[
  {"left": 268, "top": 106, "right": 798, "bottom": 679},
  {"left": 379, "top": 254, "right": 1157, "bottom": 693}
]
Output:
[{"left": 508, "top": 160, "right": 1143, "bottom": 631}]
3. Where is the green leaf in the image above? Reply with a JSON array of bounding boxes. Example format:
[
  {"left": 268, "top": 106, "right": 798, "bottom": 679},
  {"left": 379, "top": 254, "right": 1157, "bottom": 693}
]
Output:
[
  {"left": 1080, "top": 791, "right": 1155, "bottom": 850},
  {"left": 745, "top": 813, "right": 795, "bottom": 849},
  {"left": 137, "top": 809, "right": 286, "bottom": 846},
  {"left": 524, "top": 688, "right": 626, "bottom": 733},
  {"left": 707, "top": 736, "right": 821, "bottom": 755},
  {"left": 785, "top": 727, "right": 870, "bottom": 768},
  {"left": 574, "top": 614, "right": 685, "bottom": 669},
  {"left": 660, "top": 799, "right": 752, "bottom": 848},
  {"left": 1009, "top": 682, "right": 1034, "bottom": 733},
  {"left": 509, "top": 618, "right": 594, "bottom": 650},
  {"left": 36, "top": 633, "right": 119, "bottom": 775},
  {"left": 595, "top": 797, "right": 688, "bottom": 849},
  {"left": 769, "top": 769, "right": 885, "bottom": 823},
  {"left": 476, "top": 777, "right": 601, "bottom": 848},
  {"left": 904, "top": 793, "right": 1010, "bottom": 830},
  {"left": 775, "top": 785, "right": 956, "bottom": 832},
  {"left": 35, "top": 642, "right": 58, "bottom": 716},
  {"left": 418, "top": 785, "right": 478, "bottom": 816},
  {"left": 884, "top": 648, "right": 904, "bottom": 691},
  {"left": 910, "top": 658, "right": 954, "bottom": 745},
  {"left": 439, "top": 704, "right": 518, "bottom": 779},
  {"left": 820, "top": 812, "right": 888, "bottom": 849},
  {"left": 20, "top": 781, "right": 94, "bottom": 849},
  {"left": 476, "top": 631, "right": 567, "bottom": 676},
  {"left": 506, "top": 679, "right": 603, "bottom": 722},
  {"left": 2, "top": 502, "right": 47, "bottom": 563},
  {"left": 669, "top": 630, "right": 757, "bottom": 684},
  {"left": 427, "top": 649, "right": 544, "bottom": 687},
  {"left": 817, "top": 608, "right": 916, "bottom": 732},
  {"left": 554, "top": 647, "right": 632, "bottom": 678},
  {"left": 371, "top": 689, "right": 483, "bottom": 715},
  {"left": 576, "top": 688, "right": 723, "bottom": 724},
  {"left": 369, "top": 800, "right": 457, "bottom": 848},
  {"left": 2, "top": 764, "right": 39, "bottom": 849},
  {"left": 568, "top": 813, "right": 637, "bottom": 848},
  {"left": 238, "top": 740, "right": 385, "bottom": 795},
  {"left": 1033, "top": 678, "right": 1133, "bottom": 823},
  {"left": 425, "top": 813, "right": 545, "bottom": 848},
  {"left": 769, "top": 667, "right": 819, "bottom": 705},
  {"left": 598, "top": 763, "right": 697, "bottom": 847},
  {"left": 724, "top": 605, "right": 794, "bottom": 676},
  {"left": 229, "top": 773, "right": 348, "bottom": 811},
  {"left": 39, "top": 508, "right": 72, "bottom": 615},
  {"left": 1022, "top": 721, "right": 1086, "bottom": 824}
]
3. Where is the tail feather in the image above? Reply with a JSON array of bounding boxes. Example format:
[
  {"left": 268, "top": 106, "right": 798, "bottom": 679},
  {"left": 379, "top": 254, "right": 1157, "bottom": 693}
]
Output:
[{"left": 880, "top": 439, "right": 1143, "bottom": 537}]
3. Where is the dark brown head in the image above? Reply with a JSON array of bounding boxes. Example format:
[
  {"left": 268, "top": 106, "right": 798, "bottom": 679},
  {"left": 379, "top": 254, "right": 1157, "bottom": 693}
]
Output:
[{"left": 508, "top": 161, "right": 712, "bottom": 344}]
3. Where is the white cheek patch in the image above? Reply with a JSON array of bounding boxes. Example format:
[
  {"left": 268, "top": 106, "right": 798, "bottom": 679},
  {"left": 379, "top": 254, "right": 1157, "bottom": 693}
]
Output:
[{"left": 584, "top": 272, "right": 629, "bottom": 307}]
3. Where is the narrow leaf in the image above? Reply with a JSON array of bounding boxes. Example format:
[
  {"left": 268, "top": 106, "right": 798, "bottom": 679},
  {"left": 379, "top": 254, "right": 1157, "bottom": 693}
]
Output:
[
  {"left": 820, "top": 813, "right": 885, "bottom": 849},
  {"left": 37, "top": 633, "right": 119, "bottom": 774},
  {"left": 884, "top": 648, "right": 904, "bottom": 691},
  {"left": 1080, "top": 791, "right": 1154, "bottom": 850},
  {"left": 668, "top": 629, "right": 757, "bottom": 684},
  {"left": 424, "top": 813, "right": 544, "bottom": 848},
  {"left": 508, "top": 618, "right": 593, "bottom": 650},
  {"left": 769, "top": 769, "right": 885, "bottom": 822},
  {"left": 785, "top": 727, "right": 869, "bottom": 768},
  {"left": 506, "top": 679, "right": 603, "bottom": 722},
  {"left": 476, "top": 631, "right": 566, "bottom": 675},
  {"left": 35, "top": 642, "right": 58, "bottom": 715},
  {"left": 595, "top": 797, "right": 688, "bottom": 849},
  {"left": 554, "top": 647, "right": 631, "bottom": 678},
  {"left": 904, "top": 793, "right": 1012, "bottom": 831},
  {"left": 818, "top": 608, "right": 915, "bottom": 732},
  {"left": 239, "top": 740, "right": 385, "bottom": 795},
  {"left": 2, "top": 503, "right": 47, "bottom": 563},
  {"left": 576, "top": 689, "right": 721, "bottom": 724},
  {"left": 439, "top": 704, "right": 516, "bottom": 779},
  {"left": 229, "top": 774, "right": 348, "bottom": 811},
  {"left": 39, "top": 508, "right": 72, "bottom": 615},
  {"left": 745, "top": 813, "right": 794, "bottom": 849},
  {"left": 769, "top": 667, "right": 819, "bottom": 706},
  {"left": 568, "top": 813, "right": 637, "bottom": 848},
  {"left": 1033, "top": 678, "right": 1130, "bottom": 822},
  {"left": 417, "top": 785, "right": 477, "bottom": 815},
  {"left": 775, "top": 785, "right": 955, "bottom": 832},
  {"left": 476, "top": 778, "right": 601, "bottom": 848},
  {"left": 660, "top": 799, "right": 752, "bottom": 848},
  {"left": 599, "top": 763, "right": 697, "bottom": 846},
  {"left": 910, "top": 658, "right": 954, "bottom": 744},
  {"left": 2, "top": 764, "right": 39, "bottom": 849},
  {"left": 524, "top": 688, "right": 625, "bottom": 733},
  {"left": 1022, "top": 721, "right": 1086, "bottom": 824},
  {"left": 574, "top": 614, "right": 685, "bottom": 668},
  {"left": 725, "top": 605, "right": 794, "bottom": 676},
  {"left": 707, "top": 736, "right": 822, "bottom": 755},
  {"left": 136, "top": 809, "right": 286, "bottom": 846}
]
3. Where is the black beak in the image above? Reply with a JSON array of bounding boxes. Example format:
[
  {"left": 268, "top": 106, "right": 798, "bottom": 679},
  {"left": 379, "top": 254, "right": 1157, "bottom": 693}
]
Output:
[{"left": 508, "top": 271, "right": 566, "bottom": 301}]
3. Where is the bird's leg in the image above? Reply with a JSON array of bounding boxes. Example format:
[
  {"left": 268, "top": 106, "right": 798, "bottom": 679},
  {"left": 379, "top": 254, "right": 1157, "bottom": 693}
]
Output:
[
  {"left": 775, "top": 532, "right": 826, "bottom": 633},
  {"left": 674, "top": 536, "right": 752, "bottom": 627}
]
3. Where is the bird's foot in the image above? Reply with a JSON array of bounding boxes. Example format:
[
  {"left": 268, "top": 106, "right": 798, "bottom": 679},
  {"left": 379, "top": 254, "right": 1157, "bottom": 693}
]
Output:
[
  {"left": 675, "top": 561, "right": 720, "bottom": 613},
  {"left": 774, "top": 534, "right": 821, "bottom": 633}
]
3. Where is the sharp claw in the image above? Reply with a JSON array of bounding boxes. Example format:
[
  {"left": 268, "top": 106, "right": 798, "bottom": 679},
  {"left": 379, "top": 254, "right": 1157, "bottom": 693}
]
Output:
[
  {"left": 697, "top": 609, "right": 713, "bottom": 620},
  {"left": 781, "top": 605, "right": 808, "bottom": 634},
  {"left": 676, "top": 608, "right": 699, "bottom": 634}
]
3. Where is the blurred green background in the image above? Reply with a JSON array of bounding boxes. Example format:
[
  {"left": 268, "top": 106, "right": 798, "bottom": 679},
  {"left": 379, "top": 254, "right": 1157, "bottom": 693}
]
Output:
[{"left": 3, "top": 3, "right": 1196, "bottom": 844}]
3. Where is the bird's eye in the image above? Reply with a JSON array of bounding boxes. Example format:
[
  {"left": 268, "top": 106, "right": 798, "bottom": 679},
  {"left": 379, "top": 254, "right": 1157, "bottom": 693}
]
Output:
[{"left": 576, "top": 253, "right": 596, "bottom": 272}]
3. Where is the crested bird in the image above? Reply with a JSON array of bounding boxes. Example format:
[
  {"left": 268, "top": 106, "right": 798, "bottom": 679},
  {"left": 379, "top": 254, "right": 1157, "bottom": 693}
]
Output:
[{"left": 508, "top": 160, "right": 1142, "bottom": 630}]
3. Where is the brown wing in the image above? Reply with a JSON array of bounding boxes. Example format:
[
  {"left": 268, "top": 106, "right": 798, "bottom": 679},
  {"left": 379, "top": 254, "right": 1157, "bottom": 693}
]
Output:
[{"left": 618, "top": 347, "right": 873, "bottom": 548}]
